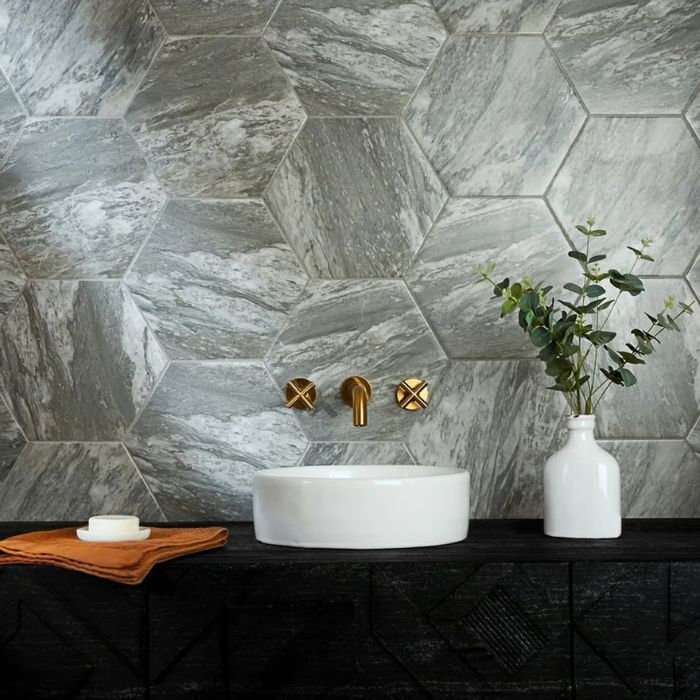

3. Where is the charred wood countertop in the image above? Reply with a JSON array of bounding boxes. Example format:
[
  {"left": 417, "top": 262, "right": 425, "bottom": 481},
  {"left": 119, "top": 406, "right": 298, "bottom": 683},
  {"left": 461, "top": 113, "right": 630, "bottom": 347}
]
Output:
[{"left": 1, "top": 518, "right": 699, "bottom": 564}]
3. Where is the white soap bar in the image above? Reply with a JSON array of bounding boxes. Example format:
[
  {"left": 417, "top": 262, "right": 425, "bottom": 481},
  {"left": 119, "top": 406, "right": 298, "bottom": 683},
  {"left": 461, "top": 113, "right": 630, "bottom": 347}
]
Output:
[{"left": 88, "top": 515, "right": 140, "bottom": 535}]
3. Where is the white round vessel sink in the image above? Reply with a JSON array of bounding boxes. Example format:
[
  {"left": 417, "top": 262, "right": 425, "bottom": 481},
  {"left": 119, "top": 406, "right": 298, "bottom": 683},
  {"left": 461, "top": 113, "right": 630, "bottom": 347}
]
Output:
[{"left": 253, "top": 465, "right": 469, "bottom": 549}]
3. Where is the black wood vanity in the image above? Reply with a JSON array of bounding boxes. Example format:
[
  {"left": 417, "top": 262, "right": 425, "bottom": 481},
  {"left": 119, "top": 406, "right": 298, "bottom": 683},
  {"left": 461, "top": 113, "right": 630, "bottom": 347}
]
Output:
[{"left": 1, "top": 519, "right": 700, "bottom": 699}]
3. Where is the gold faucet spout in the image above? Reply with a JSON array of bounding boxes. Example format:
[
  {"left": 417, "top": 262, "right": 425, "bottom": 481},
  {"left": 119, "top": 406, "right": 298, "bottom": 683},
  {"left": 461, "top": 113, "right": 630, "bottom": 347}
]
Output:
[{"left": 341, "top": 376, "right": 372, "bottom": 427}]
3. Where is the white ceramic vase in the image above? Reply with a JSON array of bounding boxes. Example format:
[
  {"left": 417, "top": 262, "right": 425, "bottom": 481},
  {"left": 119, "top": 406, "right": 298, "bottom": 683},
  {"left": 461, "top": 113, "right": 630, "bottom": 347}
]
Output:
[{"left": 544, "top": 414, "right": 621, "bottom": 539}]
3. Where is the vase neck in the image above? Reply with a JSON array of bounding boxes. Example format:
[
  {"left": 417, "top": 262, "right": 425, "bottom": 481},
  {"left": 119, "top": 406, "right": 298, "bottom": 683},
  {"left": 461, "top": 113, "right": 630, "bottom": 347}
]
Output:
[{"left": 566, "top": 415, "right": 597, "bottom": 443}]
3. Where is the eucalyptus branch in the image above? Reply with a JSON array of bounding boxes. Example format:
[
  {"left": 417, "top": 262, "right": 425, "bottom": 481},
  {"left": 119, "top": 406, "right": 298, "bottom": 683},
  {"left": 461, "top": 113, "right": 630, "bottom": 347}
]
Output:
[{"left": 473, "top": 218, "right": 694, "bottom": 416}]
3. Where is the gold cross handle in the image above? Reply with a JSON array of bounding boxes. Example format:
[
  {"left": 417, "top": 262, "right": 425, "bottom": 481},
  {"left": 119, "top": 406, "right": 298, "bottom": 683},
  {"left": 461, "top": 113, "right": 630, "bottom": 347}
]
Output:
[
  {"left": 285, "top": 378, "right": 317, "bottom": 410},
  {"left": 396, "top": 378, "right": 429, "bottom": 411}
]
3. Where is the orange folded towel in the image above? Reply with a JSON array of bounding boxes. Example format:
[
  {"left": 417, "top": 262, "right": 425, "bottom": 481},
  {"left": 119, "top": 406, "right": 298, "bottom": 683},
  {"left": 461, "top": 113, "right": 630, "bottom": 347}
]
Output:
[{"left": 0, "top": 526, "right": 228, "bottom": 585}]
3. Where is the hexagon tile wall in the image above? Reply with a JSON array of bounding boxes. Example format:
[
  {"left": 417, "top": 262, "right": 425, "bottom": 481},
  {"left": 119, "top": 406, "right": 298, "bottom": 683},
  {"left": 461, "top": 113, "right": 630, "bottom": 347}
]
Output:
[{"left": 0, "top": 0, "right": 698, "bottom": 521}]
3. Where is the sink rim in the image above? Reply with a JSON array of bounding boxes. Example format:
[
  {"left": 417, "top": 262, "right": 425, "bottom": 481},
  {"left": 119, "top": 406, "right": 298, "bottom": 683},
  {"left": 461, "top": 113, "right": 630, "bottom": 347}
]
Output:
[{"left": 255, "top": 464, "right": 466, "bottom": 482}]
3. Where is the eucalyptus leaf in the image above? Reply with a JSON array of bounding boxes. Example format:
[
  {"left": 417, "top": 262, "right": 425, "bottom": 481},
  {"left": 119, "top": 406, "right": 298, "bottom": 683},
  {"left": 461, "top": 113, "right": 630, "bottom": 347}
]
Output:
[{"left": 530, "top": 326, "right": 551, "bottom": 348}]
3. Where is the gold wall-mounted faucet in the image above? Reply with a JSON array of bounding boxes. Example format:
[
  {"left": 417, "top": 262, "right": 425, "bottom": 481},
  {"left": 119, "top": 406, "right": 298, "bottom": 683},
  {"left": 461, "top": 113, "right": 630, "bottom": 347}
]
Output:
[{"left": 340, "top": 376, "right": 372, "bottom": 427}]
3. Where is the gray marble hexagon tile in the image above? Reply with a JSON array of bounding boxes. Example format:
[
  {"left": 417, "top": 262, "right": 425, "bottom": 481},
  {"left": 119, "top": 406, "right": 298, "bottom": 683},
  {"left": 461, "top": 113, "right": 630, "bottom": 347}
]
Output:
[
  {"left": 546, "top": 0, "right": 700, "bottom": 114},
  {"left": 150, "top": 0, "right": 279, "bottom": 35},
  {"left": 0, "top": 72, "right": 25, "bottom": 162},
  {"left": 432, "top": 0, "right": 560, "bottom": 33},
  {"left": 301, "top": 442, "right": 414, "bottom": 466},
  {"left": 0, "top": 240, "right": 25, "bottom": 322},
  {"left": 594, "top": 279, "right": 700, "bottom": 440},
  {"left": 265, "top": 118, "right": 446, "bottom": 278},
  {"left": 0, "top": 281, "right": 167, "bottom": 442},
  {"left": 266, "top": 279, "right": 447, "bottom": 442},
  {"left": 406, "top": 198, "right": 579, "bottom": 358},
  {"left": 0, "top": 0, "right": 165, "bottom": 117},
  {"left": 0, "top": 442, "right": 164, "bottom": 521},
  {"left": 0, "top": 399, "right": 25, "bottom": 485},
  {"left": 405, "top": 35, "right": 585, "bottom": 196},
  {"left": 126, "top": 199, "right": 306, "bottom": 360},
  {"left": 598, "top": 440, "right": 700, "bottom": 517},
  {"left": 406, "top": 360, "right": 568, "bottom": 518},
  {"left": 548, "top": 118, "right": 700, "bottom": 276},
  {"left": 126, "top": 362, "right": 307, "bottom": 521},
  {"left": 125, "top": 37, "right": 305, "bottom": 198},
  {"left": 0, "top": 119, "right": 165, "bottom": 279},
  {"left": 265, "top": 0, "right": 445, "bottom": 116},
  {"left": 689, "top": 417, "right": 700, "bottom": 457}
]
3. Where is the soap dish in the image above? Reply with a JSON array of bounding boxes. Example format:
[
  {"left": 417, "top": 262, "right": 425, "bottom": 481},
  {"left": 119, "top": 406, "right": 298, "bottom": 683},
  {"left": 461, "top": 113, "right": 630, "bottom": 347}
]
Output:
[
  {"left": 77, "top": 515, "right": 151, "bottom": 542},
  {"left": 77, "top": 527, "right": 151, "bottom": 543}
]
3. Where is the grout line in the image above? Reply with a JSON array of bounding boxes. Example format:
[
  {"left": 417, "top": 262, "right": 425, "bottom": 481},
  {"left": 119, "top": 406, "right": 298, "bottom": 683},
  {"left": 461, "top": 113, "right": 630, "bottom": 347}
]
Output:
[
  {"left": 0, "top": 117, "right": 27, "bottom": 171},
  {"left": 544, "top": 195, "right": 582, "bottom": 251},
  {"left": 122, "top": 359, "right": 170, "bottom": 438},
  {"left": 120, "top": 21, "right": 167, "bottom": 118},
  {"left": 450, "top": 31, "right": 543, "bottom": 37},
  {"left": 144, "top": 0, "right": 168, "bottom": 38},
  {"left": 121, "top": 441, "right": 169, "bottom": 522},
  {"left": 0, "top": 63, "right": 29, "bottom": 116},
  {"left": 401, "top": 196, "right": 448, "bottom": 277},
  {"left": 542, "top": 34, "right": 590, "bottom": 117},
  {"left": 682, "top": 83, "right": 700, "bottom": 115},
  {"left": 401, "top": 277, "right": 453, "bottom": 361},
  {"left": 543, "top": 113, "right": 588, "bottom": 200},
  {"left": 587, "top": 112, "right": 686, "bottom": 119},
  {"left": 262, "top": 0, "right": 285, "bottom": 35},
  {"left": 681, "top": 113, "right": 700, "bottom": 151},
  {"left": 167, "top": 33, "right": 261, "bottom": 39},
  {"left": 121, "top": 196, "right": 169, "bottom": 282}
]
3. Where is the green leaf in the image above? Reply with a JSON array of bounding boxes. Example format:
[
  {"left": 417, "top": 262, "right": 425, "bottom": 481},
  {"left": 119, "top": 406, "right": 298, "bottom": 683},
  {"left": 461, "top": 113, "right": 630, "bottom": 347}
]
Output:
[
  {"left": 500, "top": 299, "right": 517, "bottom": 316},
  {"left": 530, "top": 326, "right": 551, "bottom": 348},
  {"left": 538, "top": 342, "right": 558, "bottom": 361},
  {"left": 575, "top": 225, "right": 589, "bottom": 235},
  {"left": 520, "top": 291, "right": 539, "bottom": 312},
  {"left": 606, "top": 346, "right": 624, "bottom": 366},
  {"left": 679, "top": 302, "right": 694, "bottom": 314},
  {"left": 586, "top": 330, "right": 616, "bottom": 346},
  {"left": 492, "top": 286, "right": 503, "bottom": 297},
  {"left": 545, "top": 358, "right": 572, "bottom": 377},
  {"left": 588, "top": 254, "right": 607, "bottom": 263},
  {"left": 585, "top": 284, "right": 606, "bottom": 298},
  {"left": 645, "top": 313, "right": 658, "bottom": 325},
  {"left": 497, "top": 277, "right": 510, "bottom": 290},
  {"left": 609, "top": 270, "right": 644, "bottom": 296},
  {"left": 568, "top": 250, "right": 588, "bottom": 263},
  {"left": 563, "top": 282, "right": 583, "bottom": 295},
  {"left": 619, "top": 351, "right": 646, "bottom": 365},
  {"left": 560, "top": 343, "right": 579, "bottom": 357},
  {"left": 589, "top": 229, "right": 607, "bottom": 237},
  {"left": 618, "top": 368, "right": 637, "bottom": 386},
  {"left": 596, "top": 299, "right": 615, "bottom": 311},
  {"left": 639, "top": 254, "right": 654, "bottom": 262},
  {"left": 601, "top": 367, "right": 624, "bottom": 385},
  {"left": 509, "top": 282, "right": 523, "bottom": 298}
]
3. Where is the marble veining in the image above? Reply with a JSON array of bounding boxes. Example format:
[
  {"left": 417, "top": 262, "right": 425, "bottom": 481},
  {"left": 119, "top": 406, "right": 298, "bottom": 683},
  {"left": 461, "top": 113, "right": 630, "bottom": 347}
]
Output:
[
  {"left": 548, "top": 118, "right": 700, "bottom": 276},
  {"left": 301, "top": 441, "right": 414, "bottom": 466},
  {"left": 0, "top": 119, "right": 165, "bottom": 279},
  {"left": 0, "top": 282, "right": 167, "bottom": 441},
  {"left": 150, "top": 0, "right": 279, "bottom": 35},
  {"left": 406, "top": 198, "right": 579, "bottom": 358},
  {"left": 125, "top": 37, "right": 306, "bottom": 197},
  {"left": 0, "top": 240, "right": 25, "bottom": 322},
  {"left": 0, "top": 72, "right": 25, "bottom": 162},
  {"left": 0, "top": 399, "right": 25, "bottom": 484},
  {"left": 546, "top": 0, "right": 700, "bottom": 114},
  {"left": 433, "top": 0, "right": 560, "bottom": 33},
  {"left": 265, "top": 118, "right": 446, "bottom": 277},
  {"left": 266, "top": 279, "right": 447, "bottom": 441},
  {"left": 0, "top": 0, "right": 165, "bottom": 117},
  {"left": 126, "top": 362, "right": 307, "bottom": 520},
  {"left": 265, "top": 0, "right": 445, "bottom": 116},
  {"left": 407, "top": 360, "right": 568, "bottom": 518},
  {"left": 127, "top": 199, "right": 305, "bottom": 360},
  {"left": 405, "top": 35, "right": 586, "bottom": 195},
  {"left": 595, "top": 279, "right": 700, "bottom": 439},
  {"left": 0, "top": 442, "right": 163, "bottom": 521},
  {"left": 600, "top": 440, "right": 700, "bottom": 517}
]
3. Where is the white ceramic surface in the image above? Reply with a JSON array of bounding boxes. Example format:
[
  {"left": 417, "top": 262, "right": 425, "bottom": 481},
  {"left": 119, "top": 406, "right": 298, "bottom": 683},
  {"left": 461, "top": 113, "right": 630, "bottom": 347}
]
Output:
[
  {"left": 76, "top": 514, "right": 151, "bottom": 542},
  {"left": 544, "top": 415, "right": 621, "bottom": 539},
  {"left": 253, "top": 464, "right": 469, "bottom": 549},
  {"left": 76, "top": 527, "right": 151, "bottom": 542}
]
